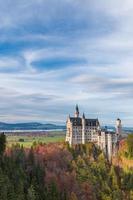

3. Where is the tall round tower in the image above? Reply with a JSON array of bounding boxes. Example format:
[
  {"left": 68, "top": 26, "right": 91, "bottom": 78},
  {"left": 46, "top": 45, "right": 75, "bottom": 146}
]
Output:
[
  {"left": 82, "top": 113, "right": 86, "bottom": 144},
  {"left": 116, "top": 118, "right": 122, "bottom": 136}
]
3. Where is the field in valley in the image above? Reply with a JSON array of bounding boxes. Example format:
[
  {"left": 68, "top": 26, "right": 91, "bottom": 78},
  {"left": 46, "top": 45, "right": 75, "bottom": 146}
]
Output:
[{"left": 6, "top": 131, "right": 65, "bottom": 147}]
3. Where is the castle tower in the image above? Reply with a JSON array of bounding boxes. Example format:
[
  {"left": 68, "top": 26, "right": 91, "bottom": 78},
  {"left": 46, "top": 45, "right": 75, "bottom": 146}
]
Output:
[
  {"left": 107, "top": 134, "right": 113, "bottom": 162},
  {"left": 116, "top": 118, "right": 122, "bottom": 136},
  {"left": 66, "top": 114, "right": 72, "bottom": 146},
  {"left": 82, "top": 113, "right": 85, "bottom": 144},
  {"left": 75, "top": 104, "right": 79, "bottom": 118}
]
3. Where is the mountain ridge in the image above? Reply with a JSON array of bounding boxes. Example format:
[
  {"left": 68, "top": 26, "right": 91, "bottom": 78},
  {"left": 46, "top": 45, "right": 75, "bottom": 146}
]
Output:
[
  {"left": 0, "top": 122, "right": 65, "bottom": 130},
  {"left": 0, "top": 122, "right": 132, "bottom": 132}
]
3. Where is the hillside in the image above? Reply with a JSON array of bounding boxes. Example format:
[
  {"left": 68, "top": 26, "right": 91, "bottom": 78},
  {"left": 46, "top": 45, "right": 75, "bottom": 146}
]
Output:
[
  {"left": 0, "top": 133, "right": 133, "bottom": 200},
  {"left": 113, "top": 134, "right": 133, "bottom": 170}
]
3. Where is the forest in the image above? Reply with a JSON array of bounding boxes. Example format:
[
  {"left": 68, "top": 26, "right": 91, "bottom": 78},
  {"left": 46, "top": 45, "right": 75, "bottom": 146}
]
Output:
[{"left": 0, "top": 133, "right": 133, "bottom": 200}]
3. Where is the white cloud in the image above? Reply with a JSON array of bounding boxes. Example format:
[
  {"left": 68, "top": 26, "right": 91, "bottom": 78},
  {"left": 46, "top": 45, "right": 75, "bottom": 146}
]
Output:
[{"left": 0, "top": 0, "right": 133, "bottom": 125}]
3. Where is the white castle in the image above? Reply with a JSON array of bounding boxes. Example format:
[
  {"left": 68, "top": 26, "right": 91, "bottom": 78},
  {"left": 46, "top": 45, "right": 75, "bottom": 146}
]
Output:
[{"left": 66, "top": 105, "right": 122, "bottom": 161}]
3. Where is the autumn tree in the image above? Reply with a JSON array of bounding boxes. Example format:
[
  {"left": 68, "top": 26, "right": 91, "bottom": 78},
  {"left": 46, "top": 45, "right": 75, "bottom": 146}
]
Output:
[{"left": 127, "top": 134, "right": 133, "bottom": 158}]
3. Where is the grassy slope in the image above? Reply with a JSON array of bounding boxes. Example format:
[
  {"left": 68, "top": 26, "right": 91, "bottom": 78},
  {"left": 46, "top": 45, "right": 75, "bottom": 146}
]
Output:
[{"left": 7, "top": 133, "right": 65, "bottom": 147}]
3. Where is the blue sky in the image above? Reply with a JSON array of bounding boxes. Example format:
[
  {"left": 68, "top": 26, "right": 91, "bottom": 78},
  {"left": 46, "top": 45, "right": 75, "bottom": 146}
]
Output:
[{"left": 0, "top": 0, "right": 133, "bottom": 126}]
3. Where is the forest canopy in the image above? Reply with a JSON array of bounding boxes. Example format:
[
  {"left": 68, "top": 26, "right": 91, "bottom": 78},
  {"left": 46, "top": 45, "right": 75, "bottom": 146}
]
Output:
[{"left": 0, "top": 133, "right": 133, "bottom": 200}]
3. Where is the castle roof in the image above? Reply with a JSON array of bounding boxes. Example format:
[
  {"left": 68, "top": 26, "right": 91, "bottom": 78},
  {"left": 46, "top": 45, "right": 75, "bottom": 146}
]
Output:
[
  {"left": 100, "top": 128, "right": 115, "bottom": 135},
  {"left": 70, "top": 117, "right": 99, "bottom": 126}
]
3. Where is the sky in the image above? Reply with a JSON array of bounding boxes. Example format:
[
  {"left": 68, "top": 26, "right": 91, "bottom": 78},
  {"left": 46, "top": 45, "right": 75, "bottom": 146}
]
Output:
[{"left": 0, "top": 0, "right": 133, "bottom": 126}]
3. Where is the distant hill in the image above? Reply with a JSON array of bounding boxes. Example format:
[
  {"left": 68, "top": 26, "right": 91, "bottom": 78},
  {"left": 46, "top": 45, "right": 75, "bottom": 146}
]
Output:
[
  {"left": 102, "top": 125, "right": 133, "bottom": 133},
  {"left": 0, "top": 122, "right": 66, "bottom": 131},
  {"left": 0, "top": 122, "right": 132, "bottom": 132}
]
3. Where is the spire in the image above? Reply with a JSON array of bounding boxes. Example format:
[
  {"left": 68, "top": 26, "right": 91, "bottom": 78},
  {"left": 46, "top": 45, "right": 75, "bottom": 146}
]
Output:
[
  {"left": 76, "top": 104, "right": 79, "bottom": 113},
  {"left": 75, "top": 104, "right": 79, "bottom": 118},
  {"left": 82, "top": 112, "right": 85, "bottom": 119}
]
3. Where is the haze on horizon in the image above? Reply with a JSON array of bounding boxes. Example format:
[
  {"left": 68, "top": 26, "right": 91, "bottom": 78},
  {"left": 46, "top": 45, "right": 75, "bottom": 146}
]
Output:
[{"left": 0, "top": 0, "right": 133, "bottom": 126}]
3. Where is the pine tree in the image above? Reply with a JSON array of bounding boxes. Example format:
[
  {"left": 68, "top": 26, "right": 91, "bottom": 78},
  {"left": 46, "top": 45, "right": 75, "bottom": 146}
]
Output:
[
  {"left": 0, "top": 133, "right": 6, "bottom": 156},
  {"left": 27, "top": 185, "right": 36, "bottom": 200},
  {"left": 48, "top": 181, "right": 59, "bottom": 200}
]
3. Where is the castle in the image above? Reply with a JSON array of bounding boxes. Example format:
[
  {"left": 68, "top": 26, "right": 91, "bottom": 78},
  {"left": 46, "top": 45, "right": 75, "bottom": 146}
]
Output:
[{"left": 66, "top": 105, "right": 122, "bottom": 161}]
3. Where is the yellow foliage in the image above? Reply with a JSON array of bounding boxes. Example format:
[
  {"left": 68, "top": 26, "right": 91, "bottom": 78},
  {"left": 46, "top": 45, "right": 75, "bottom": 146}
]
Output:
[{"left": 70, "top": 192, "right": 78, "bottom": 200}]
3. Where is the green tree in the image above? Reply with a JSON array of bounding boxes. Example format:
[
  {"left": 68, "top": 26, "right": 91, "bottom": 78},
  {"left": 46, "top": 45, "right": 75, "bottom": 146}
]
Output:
[
  {"left": 0, "top": 133, "right": 6, "bottom": 156},
  {"left": 109, "top": 166, "right": 119, "bottom": 190},
  {"left": 27, "top": 185, "right": 36, "bottom": 200},
  {"left": 48, "top": 181, "right": 59, "bottom": 200}
]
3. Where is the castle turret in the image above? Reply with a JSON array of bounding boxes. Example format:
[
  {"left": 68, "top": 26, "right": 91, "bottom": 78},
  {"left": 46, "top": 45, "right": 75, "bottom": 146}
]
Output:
[
  {"left": 116, "top": 118, "right": 122, "bottom": 136},
  {"left": 66, "top": 114, "right": 72, "bottom": 146},
  {"left": 75, "top": 104, "right": 79, "bottom": 118},
  {"left": 96, "top": 119, "right": 100, "bottom": 130},
  {"left": 67, "top": 114, "right": 70, "bottom": 121},
  {"left": 82, "top": 113, "right": 85, "bottom": 144},
  {"left": 107, "top": 133, "right": 113, "bottom": 162}
]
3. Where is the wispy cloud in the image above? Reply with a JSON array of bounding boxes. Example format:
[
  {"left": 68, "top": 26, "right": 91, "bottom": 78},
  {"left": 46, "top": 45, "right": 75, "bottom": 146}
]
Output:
[{"left": 0, "top": 0, "right": 132, "bottom": 125}]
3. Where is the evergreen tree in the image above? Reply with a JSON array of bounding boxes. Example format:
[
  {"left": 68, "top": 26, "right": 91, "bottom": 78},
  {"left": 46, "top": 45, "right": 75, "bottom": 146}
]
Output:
[
  {"left": 0, "top": 133, "right": 6, "bottom": 156},
  {"left": 48, "top": 181, "right": 59, "bottom": 200},
  {"left": 27, "top": 185, "right": 36, "bottom": 200}
]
